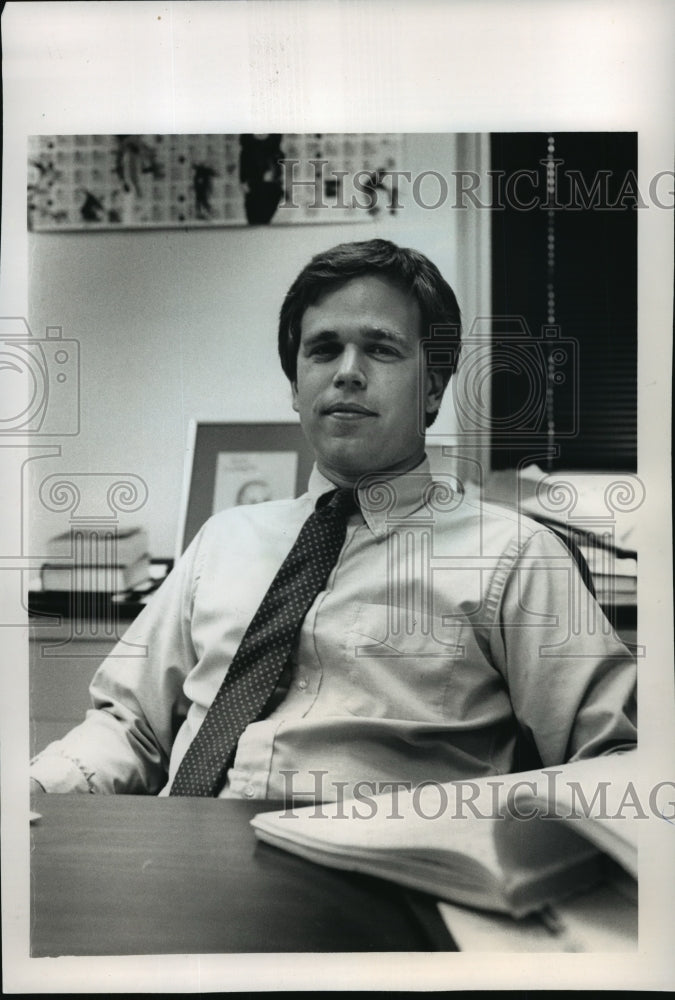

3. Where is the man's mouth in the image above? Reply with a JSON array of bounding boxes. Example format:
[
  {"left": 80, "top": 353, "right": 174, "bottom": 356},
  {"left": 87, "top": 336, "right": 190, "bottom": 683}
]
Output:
[{"left": 323, "top": 402, "right": 377, "bottom": 418}]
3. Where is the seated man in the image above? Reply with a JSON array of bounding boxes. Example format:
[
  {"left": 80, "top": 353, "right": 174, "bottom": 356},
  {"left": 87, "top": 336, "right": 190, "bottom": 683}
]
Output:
[{"left": 30, "top": 238, "right": 637, "bottom": 798}]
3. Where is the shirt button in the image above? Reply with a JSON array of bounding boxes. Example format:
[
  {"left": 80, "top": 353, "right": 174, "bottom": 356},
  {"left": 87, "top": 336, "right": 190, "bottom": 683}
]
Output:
[
  {"left": 243, "top": 785, "right": 255, "bottom": 798},
  {"left": 297, "top": 678, "right": 308, "bottom": 690}
]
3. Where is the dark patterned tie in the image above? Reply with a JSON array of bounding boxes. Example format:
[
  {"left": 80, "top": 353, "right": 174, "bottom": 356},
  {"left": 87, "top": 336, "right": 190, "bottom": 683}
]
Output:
[{"left": 169, "top": 487, "right": 357, "bottom": 797}]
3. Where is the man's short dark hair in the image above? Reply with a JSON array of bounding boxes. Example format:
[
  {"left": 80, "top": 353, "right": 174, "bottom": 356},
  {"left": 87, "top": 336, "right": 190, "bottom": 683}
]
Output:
[{"left": 277, "top": 239, "right": 462, "bottom": 427}]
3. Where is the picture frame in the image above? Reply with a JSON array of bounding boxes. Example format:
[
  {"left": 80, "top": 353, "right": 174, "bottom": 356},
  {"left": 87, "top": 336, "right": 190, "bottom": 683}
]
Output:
[{"left": 176, "top": 420, "right": 315, "bottom": 558}]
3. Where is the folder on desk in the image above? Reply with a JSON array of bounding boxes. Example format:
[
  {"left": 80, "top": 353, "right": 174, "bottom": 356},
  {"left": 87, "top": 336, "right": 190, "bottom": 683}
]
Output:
[{"left": 252, "top": 754, "right": 639, "bottom": 922}]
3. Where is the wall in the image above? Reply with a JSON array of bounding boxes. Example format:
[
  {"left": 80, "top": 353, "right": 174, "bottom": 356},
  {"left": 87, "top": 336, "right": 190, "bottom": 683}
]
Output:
[{"left": 27, "top": 133, "right": 490, "bottom": 558}]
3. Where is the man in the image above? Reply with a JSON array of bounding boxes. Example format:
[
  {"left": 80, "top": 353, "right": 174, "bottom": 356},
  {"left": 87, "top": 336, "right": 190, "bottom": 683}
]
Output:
[{"left": 30, "top": 239, "right": 636, "bottom": 797}]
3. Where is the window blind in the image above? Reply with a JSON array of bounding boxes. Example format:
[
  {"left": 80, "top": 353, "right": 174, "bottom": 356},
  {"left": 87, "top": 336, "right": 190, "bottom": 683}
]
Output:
[{"left": 490, "top": 133, "right": 637, "bottom": 472}]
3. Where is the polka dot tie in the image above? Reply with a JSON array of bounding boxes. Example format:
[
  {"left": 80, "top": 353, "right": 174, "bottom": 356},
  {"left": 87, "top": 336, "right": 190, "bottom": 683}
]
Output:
[{"left": 169, "top": 488, "right": 357, "bottom": 797}]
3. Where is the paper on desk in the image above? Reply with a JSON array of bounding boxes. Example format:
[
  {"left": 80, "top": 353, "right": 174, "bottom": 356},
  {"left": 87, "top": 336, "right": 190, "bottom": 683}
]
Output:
[{"left": 438, "top": 882, "right": 637, "bottom": 952}]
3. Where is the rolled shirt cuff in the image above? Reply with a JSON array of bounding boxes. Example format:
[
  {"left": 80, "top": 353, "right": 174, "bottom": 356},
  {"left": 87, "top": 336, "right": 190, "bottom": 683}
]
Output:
[{"left": 30, "top": 752, "right": 94, "bottom": 793}]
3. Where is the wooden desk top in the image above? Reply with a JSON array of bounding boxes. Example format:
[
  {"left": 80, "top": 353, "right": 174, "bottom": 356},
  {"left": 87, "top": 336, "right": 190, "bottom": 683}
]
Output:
[{"left": 30, "top": 794, "right": 455, "bottom": 956}]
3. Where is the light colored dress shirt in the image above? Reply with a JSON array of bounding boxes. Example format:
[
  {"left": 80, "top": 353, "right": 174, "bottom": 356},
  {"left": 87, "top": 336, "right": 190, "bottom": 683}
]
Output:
[{"left": 30, "top": 460, "right": 637, "bottom": 799}]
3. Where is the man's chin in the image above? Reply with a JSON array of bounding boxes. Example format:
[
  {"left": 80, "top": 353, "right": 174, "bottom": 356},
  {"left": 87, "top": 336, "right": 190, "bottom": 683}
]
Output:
[
  {"left": 316, "top": 448, "right": 373, "bottom": 487},
  {"left": 317, "top": 464, "right": 367, "bottom": 488}
]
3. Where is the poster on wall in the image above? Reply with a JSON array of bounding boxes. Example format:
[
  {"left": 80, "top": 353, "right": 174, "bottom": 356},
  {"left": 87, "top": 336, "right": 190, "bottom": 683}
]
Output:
[
  {"left": 178, "top": 423, "right": 315, "bottom": 556},
  {"left": 27, "top": 132, "right": 403, "bottom": 230},
  {"left": 212, "top": 450, "right": 298, "bottom": 513}
]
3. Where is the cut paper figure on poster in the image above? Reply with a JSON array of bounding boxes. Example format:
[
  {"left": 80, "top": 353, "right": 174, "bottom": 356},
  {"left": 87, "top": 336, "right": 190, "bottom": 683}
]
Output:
[{"left": 27, "top": 133, "right": 403, "bottom": 230}]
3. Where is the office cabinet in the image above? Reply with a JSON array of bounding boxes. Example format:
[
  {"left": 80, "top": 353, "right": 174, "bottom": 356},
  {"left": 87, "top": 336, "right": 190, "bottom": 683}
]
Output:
[{"left": 30, "top": 621, "right": 124, "bottom": 756}]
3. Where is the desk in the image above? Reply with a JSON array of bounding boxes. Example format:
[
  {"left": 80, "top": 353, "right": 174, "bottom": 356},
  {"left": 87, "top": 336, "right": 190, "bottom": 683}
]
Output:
[{"left": 30, "top": 794, "right": 455, "bottom": 956}]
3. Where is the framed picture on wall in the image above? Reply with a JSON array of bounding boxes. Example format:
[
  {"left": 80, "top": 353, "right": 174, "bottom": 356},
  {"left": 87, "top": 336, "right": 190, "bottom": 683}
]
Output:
[{"left": 176, "top": 421, "right": 315, "bottom": 558}]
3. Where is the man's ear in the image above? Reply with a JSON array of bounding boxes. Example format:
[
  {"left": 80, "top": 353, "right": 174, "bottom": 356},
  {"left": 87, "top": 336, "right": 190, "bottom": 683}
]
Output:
[
  {"left": 425, "top": 369, "right": 445, "bottom": 416},
  {"left": 291, "top": 381, "right": 299, "bottom": 413}
]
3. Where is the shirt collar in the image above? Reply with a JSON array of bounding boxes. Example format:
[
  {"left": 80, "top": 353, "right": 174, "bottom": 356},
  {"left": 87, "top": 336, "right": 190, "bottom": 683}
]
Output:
[{"left": 307, "top": 457, "right": 434, "bottom": 538}]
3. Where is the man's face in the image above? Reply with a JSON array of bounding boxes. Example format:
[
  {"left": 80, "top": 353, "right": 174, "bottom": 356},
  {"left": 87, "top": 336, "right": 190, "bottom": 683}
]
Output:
[{"left": 292, "top": 275, "right": 444, "bottom": 486}]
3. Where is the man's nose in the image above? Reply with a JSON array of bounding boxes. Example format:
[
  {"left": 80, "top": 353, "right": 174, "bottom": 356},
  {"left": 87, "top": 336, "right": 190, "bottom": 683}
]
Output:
[{"left": 333, "top": 345, "right": 366, "bottom": 388}]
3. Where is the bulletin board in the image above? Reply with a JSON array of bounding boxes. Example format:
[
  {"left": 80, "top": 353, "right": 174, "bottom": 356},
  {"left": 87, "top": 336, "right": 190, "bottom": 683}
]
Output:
[{"left": 27, "top": 133, "right": 403, "bottom": 231}]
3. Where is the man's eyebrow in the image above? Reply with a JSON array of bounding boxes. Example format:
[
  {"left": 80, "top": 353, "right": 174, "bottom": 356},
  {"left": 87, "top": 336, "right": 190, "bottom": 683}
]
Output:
[
  {"left": 361, "top": 327, "right": 409, "bottom": 347},
  {"left": 302, "top": 327, "right": 410, "bottom": 346},
  {"left": 301, "top": 330, "right": 340, "bottom": 346}
]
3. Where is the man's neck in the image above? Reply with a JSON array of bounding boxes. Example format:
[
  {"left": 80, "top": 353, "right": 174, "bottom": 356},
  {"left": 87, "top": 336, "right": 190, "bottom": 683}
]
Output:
[{"left": 316, "top": 454, "right": 428, "bottom": 491}]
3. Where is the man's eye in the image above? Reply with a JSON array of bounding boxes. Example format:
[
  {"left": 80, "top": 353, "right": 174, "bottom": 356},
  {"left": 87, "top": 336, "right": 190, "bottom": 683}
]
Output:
[
  {"left": 308, "top": 344, "right": 339, "bottom": 358},
  {"left": 370, "top": 344, "right": 399, "bottom": 358}
]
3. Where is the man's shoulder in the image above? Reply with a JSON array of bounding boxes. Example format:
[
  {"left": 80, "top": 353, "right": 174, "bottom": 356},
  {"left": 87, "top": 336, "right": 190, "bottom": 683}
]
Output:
[
  {"left": 427, "top": 485, "right": 567, "bottom": 564},
  {"left": 444, "top": 485, "right": 545, "bottom": 537}
]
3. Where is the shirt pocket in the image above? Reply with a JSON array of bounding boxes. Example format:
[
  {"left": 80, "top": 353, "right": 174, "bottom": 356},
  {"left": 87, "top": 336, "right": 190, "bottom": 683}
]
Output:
[{"left": 344, "top": 602, "right": 463, "bottom": 721}]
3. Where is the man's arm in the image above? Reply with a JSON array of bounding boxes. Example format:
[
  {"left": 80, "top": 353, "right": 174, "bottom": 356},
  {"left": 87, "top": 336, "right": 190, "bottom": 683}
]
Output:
[
  {"left": 29, "top": 527, "right": 204, "bottom": 794},
  {"left": 490, "top": 529, "right": 637, "bottom": 767}
]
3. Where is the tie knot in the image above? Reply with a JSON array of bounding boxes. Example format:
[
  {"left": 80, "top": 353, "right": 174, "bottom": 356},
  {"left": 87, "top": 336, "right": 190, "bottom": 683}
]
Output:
[{"left": 317, "top": 487, "right": 359, "bottom": 521}]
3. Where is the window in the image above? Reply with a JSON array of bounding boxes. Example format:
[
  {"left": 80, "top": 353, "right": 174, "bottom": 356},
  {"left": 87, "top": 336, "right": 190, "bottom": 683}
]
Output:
[{"left": 490, "top": 133, "right": 637, "bottom": 472}]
